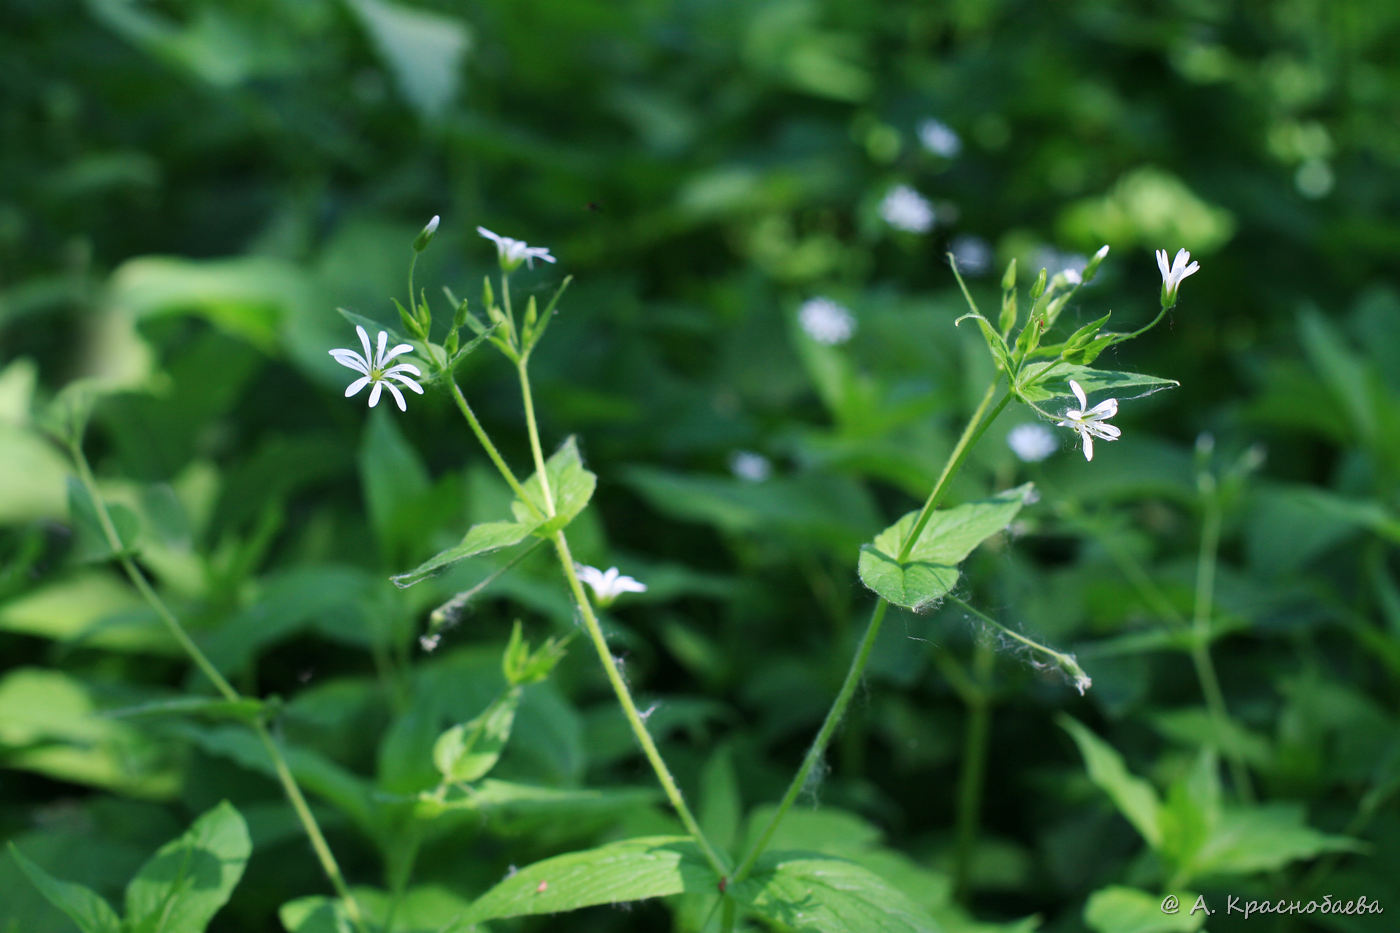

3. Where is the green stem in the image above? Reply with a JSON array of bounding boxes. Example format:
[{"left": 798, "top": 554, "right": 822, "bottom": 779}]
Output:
[
  {"left": 734, "top": 378, "right": 1011, "bottom": 882},
  {"left": 446, "top": 379, "right": 540, "bottom": 517},
  {"left": 1190, "top": 488, "right": 1254, "bottom": 803},
  {"left": 517, "top": 357, "right": 556, "bottom": 516},
  {"left": 551, "top": 531, "right": 728, "bottom": 877},
  {"left": 69, "top": 445, "right": 369, "bottom": 933},
  {"left": 951, "top": 642, "right": 993, "bottom": 902}
]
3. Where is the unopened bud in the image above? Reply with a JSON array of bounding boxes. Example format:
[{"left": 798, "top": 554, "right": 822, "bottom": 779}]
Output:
[
  {"left": 413, "top": 214, "right": 440, "bottom": 253},
  {"left": 1030, "top": 267, "right": 1048, "bottom": 300}
]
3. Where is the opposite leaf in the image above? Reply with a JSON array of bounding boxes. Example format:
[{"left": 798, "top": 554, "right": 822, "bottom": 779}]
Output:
[
  {"left": 392, "top": 520, "right": 540, "bottom": 588},
  {"left": 124, "top": 800, "right": 251, "bottom": 933},
  {"left": 858, "top": 485, "right": 1033, "bottom": 612},
  {"left": 1016, "top": 363, "right": 1178, "bottom": 404},
  {"left": 511, "top": 436, "right": 597, "bottom": 534},
  {"left": 730, "top": 851, "right": 941, "bottom": 933},
  {"left": 433, "top": 690, "right": 520, "bottom": 784},
  {"left": 8, "top": 844, "right": 122, "bottom": 933}
]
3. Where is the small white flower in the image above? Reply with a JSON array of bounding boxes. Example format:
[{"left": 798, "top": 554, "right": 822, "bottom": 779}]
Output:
[
  {"left": 329, "top": 325, "right": 425, "bottom": 412},
  {"left": 1094, "top": 244, "right": 1110, "bottom": 262},
  {"left": 1063, "top": 268, "right": 1082, "bottom": 286},
  {"left": 1156, "top": 247, "right": 1200, "bottom": 307},
  {"left": 1056, "top": 379, "right": 1121, "bottom": 462},
  {"left": 1073, "top": 670, "right": 1092, "bottom": 696},
  {"left": 798, "top": 297, "right": 855, "bottom": 345},
  {"left": 478, "top": 226, "right": 556, "bottom": 272},
  {"left": 917, "top": 118, "right": 962, "bottom": 158},
  {"left": 419, "top": 633, "right": 441, "bottom": 652},
  {"left": 576, "top": 565, "right": 647, "bottom": 607},
  {"left": 879, "top": 185, "right": 935, "bottom": 234},
  {"left": 729, "top": 450, "right": 772, "bottom": 483},
  {"left": 1007, "top": 423, "right": 1057, "bottom": 463},
  {"left": 949, "top": 234, "right": 992, "bottom": 275}
]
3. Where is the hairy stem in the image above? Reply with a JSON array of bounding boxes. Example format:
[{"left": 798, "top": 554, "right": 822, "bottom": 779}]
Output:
[
  {"left": 70, "top": 445, "right": 368, "bottom": 933},
  {"left": 517, "top": 358, "right": 556, "bottom": 516}
]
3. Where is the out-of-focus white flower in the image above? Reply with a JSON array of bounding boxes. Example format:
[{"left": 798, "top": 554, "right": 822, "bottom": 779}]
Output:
[
  {"left": 917, "top": 118, "right": 962, "bottom": 158},
  {"left": 1063, "top": 268, "right": 1082, "bottom": 286},
  {"left": 1056, "top": 379, "right": 1121, "bottom": 462},
  {"left": 949, "top": 234, "right": 992, "bottom": 275},
  {"left": 330, "top": 325, "right": 425, "bottom": 412},
  {"left": 880, "top": 185, "right": 935, "bottom": 233},
  {"left": 729, "top": 450, "right": 772, "bottom": 483},
  {"left": 576, "top": 565, "right": 647, "bottom": 607},
  {"left": 478, "top": 226, "right": 556, "bottom": 272},
  {"left": 1073, "top": 670, "right": 1092, "bottom": 695},
  {"left": 419, "top": 633, "right": 441, "bottom": 652},
  {"left": 798, "top": 297, "right": 855, "bottom": 345},
  {"left": 1156, "top": 247, "right": 1199, "bottom": 307},
  {"left": 1007, "top": 423, "right": 1057, "bottom": 462}
]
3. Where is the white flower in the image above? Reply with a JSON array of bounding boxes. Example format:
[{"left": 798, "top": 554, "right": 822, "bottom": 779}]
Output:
[
  {"left": 917, "top": 118, "right": 962, "bottom": 158},
  {"left": 1056, "top": 379, "right": 1121, "bottom": 462},
  {"left": 478, "top": 226, "right": 556, "bottom": 272},
  {"left": 329, "top": 324, "right": 425, "bottom": 412},
  {"left": 949, "top": 234, "right": 991, "bottom": 275},
  {"left": 1063, "top": 268, "right": 1082, "bottom": 286},
  {"left": 729, "top": 450, "right": 772, "bottom": 483},
  {"left": 798, "top": 297, "right": 855, "bottom": 345},
  {"left": 879, "top": 185, "right": 935, "bottom": 234},
  {"left": 1073, "top": 670, "right": 1092, "bottom": 696},
  {"left": 1156, "top": 247, "right": 1199, "bottom": 307},
  {"left": 576, "top": 565, "right": 647, "bottom": 607},
  {"left": 1007, "top": 423, "right": 1057, "bottom": 462}
]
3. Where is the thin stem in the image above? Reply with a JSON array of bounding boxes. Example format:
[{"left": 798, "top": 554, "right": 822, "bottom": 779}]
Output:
[
  {"left": 517, "top": 357, "right": 556, "bottom": 516},
  {"left": 733, "top": 599, "right": 890, "bottom": 880},
  {"left": 446, "top": 379, "right": 540, "bottom": 517},
  {"left": 945, "top": 594, "right": 1091, "bottom": 692},
  {"left": 952, "top": 642, "right": 993, "bottom": 902},
  {"left": 69, "top": 445, "right": 368, "bottom": 932},
  {"left": 407, "top": 253, "right": 419, "bottom": 332},
  {"left": 551, "top": 531, "right": 728, "bottom": 877},
  {"left": 1190, "top": 489, "right": 1254, "bottom": 803},
  {"left": 735, "top": 377, "right": 1011, "bottom": 881}
]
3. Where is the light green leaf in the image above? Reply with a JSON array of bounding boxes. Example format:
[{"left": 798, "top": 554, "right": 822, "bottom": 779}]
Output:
[
  {"left": 1192, "top": 803, "right": 1361, "bottom": 876},
  {"left": 8, "top": 844, "right": 122, "bottom": 933},
  {"left": 124, "top": 801, "right": 251, "bottom": 933},
  {"left": 1083, "top": 886, "right": 1204, "bottom": 933},
  {"left": 511, "top": 436, "right": 597, "bottom": 534},
  {"left": 0, "top": 422, "right": 70, "bottom": 523},
  {"left": 1058, "top": 716, "right": 1162, "bottom": 849},
  {"left": 858, "top": 485, "right": 1032, "bottom": 612},
  {"left": 103, "top": 696, "right": 268, "bottom": 725},
  {"left": 464, "top": 836, "right": 714, "bottom": 922},
  {"left": 67, "top": 476, "right": 142, "bottom": 562},
  {"left": 1016, "top": 363, "right": 1178, "bottom": 404},
  {"left": 411, "top": 779, "right": 657, "bottom": 830},
  {"left": 279, "top": 896, "right": 355, "bottom": 933},
  {"left": 345, "top": 0, "right": 471, "bottom": 119},
  {"left": 433, "top": 690, "right": 519, "bottom": 784},
  {"left": 1158, "top": 751, "right": 1220, "bottom": 875},
  {"left": 392, "top": 520, "right": 539, "bottom": 588},
  {"left": 732, "top": 851, "right": 941, "bottom": 932},
  {"left": 954, "top": 312, "right": 1012, "bottom": 372}
]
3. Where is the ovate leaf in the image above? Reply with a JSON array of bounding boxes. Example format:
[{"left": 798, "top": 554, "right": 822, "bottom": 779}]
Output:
[
  {"left": 511, "top": 436, "right": 597, "bottom": 534},
  {"left": 124, "top": 801, "right": 251, "bottom": 933},
  {"left": 392, "top": 520, "right": 539, "bottom": 588},
  {"left": 858, "top": 485, "right": 1032, "bottom": 612},
  {"left": 1059, "top": 716, "right": 1162, "bottom": 849},
  {"left": 464, "top": 836, "right": 714, "bottom": 922},
  {"left": 8, "top": 845, "right": 122, "bottom": 933},
  {"left": 1191, "top": 803, "right": 1361, "bottom": 876},
  {"left": 731, "top": 851, "right": 940, "bottom": 932},
  {"left": 1016, "top": 363, "right": 1178, "bottom": 404},
  {"left": 433, "top": 690, "right": 520, "bottom": 784}
]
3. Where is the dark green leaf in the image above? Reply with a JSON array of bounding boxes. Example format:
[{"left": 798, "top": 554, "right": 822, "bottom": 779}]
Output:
[
  {"left": 124, "top": 801, "right": 251, "bottom": 933},
  {"left": 731, "top": 851, "right": 941, "bottom": 932},
  {"left": 8, "top": 844, "right": 122, "bottom": 933},
  {"left": 1059, "top": 716, "right": 1162, "bottom": 848}
]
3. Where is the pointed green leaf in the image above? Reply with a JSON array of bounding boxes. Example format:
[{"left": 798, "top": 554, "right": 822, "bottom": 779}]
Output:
[
  {"left": 391, "top": 520, "right": 539, "bottom": 588},
  {"left": 464, "top": 836, "right": 714, "bottom": 922},
  {"left": 1084, "top": 886, "right": 1204, "bottom": 933},
  {"left": 124, "top": 801, "right": 251, "bottom": 933},
  {"left": 731, "top": 851, "right": 940, "bottom": 932},
  {"left": 8, "top": 844, "right": 122, "bottom": 933},
  {"left": 1192, "top": 803, "right": 1361, "bottom": 876},
  {"left": 857, "top": 485, "right": 1033, "bottom": 612},
  {"left": 1016, "top": 363, "right": 1178, "bottom": 403},
  {"left": 1059, "top": 716, "right": 1162, "bottom": 848},
  {"left": 511, "top": 436, "right": 597, "bottom": 534},
  {"left": 433, "top": 690, "right": 519, "bottom": 784},
  {"left": 954, "top": 312, "right": 1011, "bottom": 372},
  {"left": 103, "top": 696, "right": 269, "bottom": 724}
]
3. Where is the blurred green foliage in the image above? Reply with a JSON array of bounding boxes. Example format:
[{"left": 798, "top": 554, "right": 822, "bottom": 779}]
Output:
[{"left": 3, "top": 0, "right": 1398, "bottom": 930}]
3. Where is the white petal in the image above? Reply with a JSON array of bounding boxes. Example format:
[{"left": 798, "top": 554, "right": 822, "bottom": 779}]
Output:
[
  {"left": 1182, "top": 261, "right": 1200, "bottom": 279},
  {"left": 388, "top": 372, "right": 424, "bottom": 394},
  {"left": 330, "top": 349, "right": 369, "bottom": 374},
  {"left": 615, "top": 576, "right": 647, "bottom": 594},
  {"left": 1068, "top": 379, "right": 1088, "bottom": 410},
  {"left": 385, "top": 362, "right": 421, "bottom": 377},
  {"left": 383, "top": 381, "right": 407, "bottom": 412},
  {"left": 368, "top": 382, "right": 383, "bottom": 408},
  {"left": 344, "top": 376, "right": 370, "bottom": 397},
  {"left": 375, "top": 330, "right": 389, "bottom": 368},
  {"left": 1082, "top": 433, "right": 1094, "bottom": 461},
  {"left": 1173, "top": 248, "right": 1190, "bottom": 273},
  {"left": 1156, "top": 249, "right": 1169, "bottom": 279},
  {"left": 477, "top": 226, "right": 502, "bottom": 245},
  {"left": 1087, "top": 398, "right": 1118, "bottom": 419},
  {"left": 1090, "top": 422, "right": 1122, "bottom": 440},
  {"left": 357, "top": 325, "right": 373, "bottom": 362},
  {"left": 576, "top": 565, "right": 605, "bottom": 591},
  {"left": 382, "top": 343, "right": 415, "bottom": 364}
]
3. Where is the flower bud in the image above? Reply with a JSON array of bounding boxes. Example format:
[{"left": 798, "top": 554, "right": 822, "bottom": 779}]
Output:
[
  {"left": 1029, "top": 267, "right": 1048, "bottom": 300},
  {"left": 1081, "top": 244, "right": 1109, "bottom": 283},
  {"left": 413, "top": 214, "right": 440, "bottom": 253}
]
